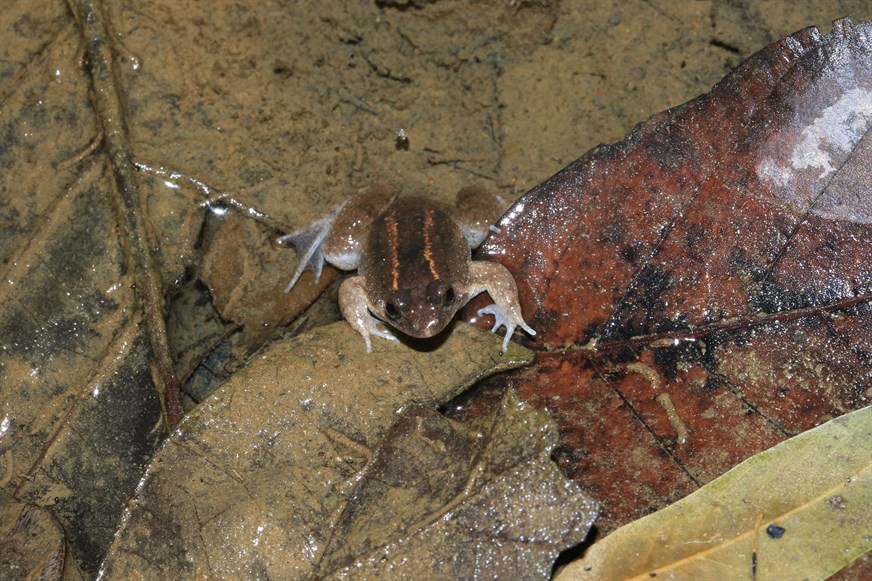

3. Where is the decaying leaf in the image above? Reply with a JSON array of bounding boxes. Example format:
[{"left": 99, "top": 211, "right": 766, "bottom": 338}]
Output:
[
  {"left": 0, "top": 494, "right": 83, "bottom": 580},
  {"left": 319, "top": 391, "right": 598, "bottom": 579},
  {"left": 0, "top": 2, "right": 202, "bottom": 573},
  {"left": 199, "top": 211, "right": 339, "bottom": 356},
  {"left": 473, "top": 18, "right": 872, "bottom": 539},
  {"left": 555, "top": 405, "right": 872, "bottom": 580},
  {"left": 99, "top": 323, "right": 584, "bottom": 578}
]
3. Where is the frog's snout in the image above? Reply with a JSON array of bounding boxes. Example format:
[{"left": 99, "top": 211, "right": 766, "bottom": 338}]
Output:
[{"left": 381, "top": 285, "right": 457, "bottom": 339}]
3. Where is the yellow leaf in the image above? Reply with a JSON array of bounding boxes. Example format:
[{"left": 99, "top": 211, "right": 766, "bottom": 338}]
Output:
[{"left": 557, "top": 406, "right": 872, "bottom": 580}]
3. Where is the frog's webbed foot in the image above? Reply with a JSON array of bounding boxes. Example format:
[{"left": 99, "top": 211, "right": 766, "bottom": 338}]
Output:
[
  {"left": 468, "top": 261, "right": 535, "bottom": 352},
  {"left": 339, "top": 276, "right": 399, "bottom": 352},
  {"left": 277, "top": 211, "right": 338, "bottom": 293},
  {"left": 366, "top": 324, "right": 400, "bottom": 353},
  {"left": 279, "top": 184, "right": 397, "bottom": 294}
]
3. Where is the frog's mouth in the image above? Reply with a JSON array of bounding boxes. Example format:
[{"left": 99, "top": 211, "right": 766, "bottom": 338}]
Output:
[
  {"left": 384, "top": 317, "right": 458, "bottom": 353},
  {"left": 388, "top": 315, "right": 450, "bottom": 339},
  {"left": 378, "top": 285, "right": 459, "bottom": 340}
]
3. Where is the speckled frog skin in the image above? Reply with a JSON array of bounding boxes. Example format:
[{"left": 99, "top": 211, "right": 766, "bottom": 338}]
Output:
[{"left": 279, "top": 183, "right": 535, "bottom": 352}]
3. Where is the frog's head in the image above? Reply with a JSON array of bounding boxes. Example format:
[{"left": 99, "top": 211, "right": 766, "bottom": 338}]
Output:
[{"left": 371, "top": 279, "right": 464, "bottom": 339}]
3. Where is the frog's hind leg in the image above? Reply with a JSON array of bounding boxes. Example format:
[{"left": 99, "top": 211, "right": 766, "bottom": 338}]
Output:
[
  {"left": 453, "top": 185, "right": 508, "bottom": 249},
  {"left": 277, "top": 211, "right": 339, "bottom": 292},
  {"left": 279, "top": 183, "right": 398, "bottom": 293}
]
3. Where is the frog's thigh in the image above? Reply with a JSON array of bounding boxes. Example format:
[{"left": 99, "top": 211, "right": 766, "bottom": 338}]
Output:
[
  {"left": 323, "top": 245, "right": 362, "bottom": 272},
  {"left": 453, "top": 185, "right": 508, "bottom": 248},
  {"left": 323, "top": 183, "right": 398, "bottom": 270}
]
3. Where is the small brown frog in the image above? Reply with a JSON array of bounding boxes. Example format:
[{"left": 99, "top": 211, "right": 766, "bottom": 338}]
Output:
[{"left": 280, "top": 183, "right": 535, "bottom": 352}]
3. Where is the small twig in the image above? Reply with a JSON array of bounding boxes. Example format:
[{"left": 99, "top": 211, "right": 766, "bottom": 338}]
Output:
[
  {"left": 132, "top": 160, "right": 296, "bottom": 235},
  {"left": 70, "top": 0, "right": 183, "bottom": 428}
]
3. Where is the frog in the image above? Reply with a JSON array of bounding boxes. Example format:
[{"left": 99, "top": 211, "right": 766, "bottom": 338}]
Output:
[{"left": 279, "top": 183, "right": 535, "bottom": 352}]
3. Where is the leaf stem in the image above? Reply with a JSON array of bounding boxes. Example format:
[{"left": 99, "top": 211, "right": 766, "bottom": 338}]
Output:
[{"left": 70, "top": 0, "right": 183, "bottom": 428}]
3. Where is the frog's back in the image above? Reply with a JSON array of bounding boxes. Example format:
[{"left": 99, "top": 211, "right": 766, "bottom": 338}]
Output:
[{"left": 361, "top": 197, "right": 469, "bottom": 296}]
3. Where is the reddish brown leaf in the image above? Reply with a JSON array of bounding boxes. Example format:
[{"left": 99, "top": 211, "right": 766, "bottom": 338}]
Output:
[{"left": 473, "top": 19, "right": 872, "bottom": 533}]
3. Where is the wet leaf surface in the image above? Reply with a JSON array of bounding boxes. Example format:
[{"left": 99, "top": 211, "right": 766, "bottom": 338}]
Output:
[
  {"left": 474, "top": 16, "right": 872, "bottom": 550},
  {"left": 0, "top": 493, "right": 83, "bottom": 580},
  {"left": 555, "top": 406, "right": 872, "bottom": 580},
  {"left": 2, "top": 0, "right": 871, "bottom": 578},
  {"left": 98, "top": 324, "right": 588, "bottom": 579},
  {"left": 321, "top": 391, "right": 597, "bottom": 579},
  {"left": 0, "top": 2, "right": 175, "bottom": 572}
]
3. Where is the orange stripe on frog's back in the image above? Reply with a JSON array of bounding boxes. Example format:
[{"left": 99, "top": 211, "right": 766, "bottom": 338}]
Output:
[
  {"left": 422, "top": 209, "right": 441, "bottom": 282},
  {"left": 383, "top": 210, "right": 400, "bottom": 291}
]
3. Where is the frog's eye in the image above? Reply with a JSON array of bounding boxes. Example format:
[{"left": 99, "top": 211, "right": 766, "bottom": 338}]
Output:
[{"left": 384, "top": 301, "right": 401, "bottom": 320}]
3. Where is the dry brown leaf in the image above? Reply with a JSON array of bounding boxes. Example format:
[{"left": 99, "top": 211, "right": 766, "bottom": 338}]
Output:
[
  {"left": 98, "top": 323, "right": 561, "bottom": 578},
  {"left": 319, "top": 391, "right": 598, "bottom": 579}
]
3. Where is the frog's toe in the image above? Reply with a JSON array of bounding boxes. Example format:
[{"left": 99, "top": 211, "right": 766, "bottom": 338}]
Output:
[
  {"left": 500, "top": 326, "right": 513, "bottom": 352},
  {"left": 477, "top": 304, "right": 535, "bottom": 352},
  {"left": 371, "top": 325, "right": 400, "bottom": 343},
  {"left": 360, "top": 330, "right": 398, "bottom": 353},
  {"left": 519, "top": 320, "right": 536, "bottom": 336},
  {"left": 476, "top": 305, "right": 509, "bottom": 350},
  {"left": 279, "top": 214, "right": 335, "bottom": 292},
  {"left": 356, "top": 323, "right": 399, "bottom": 353},
  {"left": 477, "top": 304, "right": 507, "bottom": 332}
]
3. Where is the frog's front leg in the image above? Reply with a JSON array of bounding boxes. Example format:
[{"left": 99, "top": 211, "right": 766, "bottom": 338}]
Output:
[
  {"left": 467, "top": 261, "right": 536, "bottom": 352},
  {"left": 338, "top": 276, "right": 400, "bottom": 352}
]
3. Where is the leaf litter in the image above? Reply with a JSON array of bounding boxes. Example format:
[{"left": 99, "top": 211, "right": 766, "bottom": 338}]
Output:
[
  {"left": 99, "top": 323, "right": 598, "bottom": 579},
  {"left": 1, "top": 0, "right": 593, "bottom": 576},
  {"left": 1, "top": 0, "right": 870, "bottom": 578}
]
